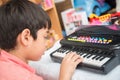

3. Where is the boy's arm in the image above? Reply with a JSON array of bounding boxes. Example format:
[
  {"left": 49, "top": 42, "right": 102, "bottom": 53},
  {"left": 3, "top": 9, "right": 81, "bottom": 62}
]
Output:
[{"left": 59, "top": 52, "right": 83, "bottom": 80}]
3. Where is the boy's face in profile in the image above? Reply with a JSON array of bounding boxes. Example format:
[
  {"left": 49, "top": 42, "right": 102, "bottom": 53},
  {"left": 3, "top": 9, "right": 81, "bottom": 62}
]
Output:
[
  {"left": 28, "top": 28, "right": 48, "bottom": 60},
  {"left": 18, "top": 28, "right": 48, "bottom": 61}
]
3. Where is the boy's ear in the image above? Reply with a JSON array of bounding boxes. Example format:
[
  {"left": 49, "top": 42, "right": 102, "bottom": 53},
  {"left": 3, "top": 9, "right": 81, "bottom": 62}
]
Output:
[{"left": 20, "top": 29, "right": 32, "bottom": 46}]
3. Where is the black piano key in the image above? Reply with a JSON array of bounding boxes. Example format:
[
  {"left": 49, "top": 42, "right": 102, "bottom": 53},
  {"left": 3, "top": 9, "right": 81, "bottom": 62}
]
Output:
[
  {"left": 97, "top": 49, "right": 102, "bottom": 54},
  {"left": 94, "top": 50, "right": 99, "bottom": 53},
  {"left": 101, "top": 51, "right": 107, "bottom": 55},
  {"left": 83, "top": 54, "right": 89, "bottom": 58},
  {"left": 95, "top": 55, "right": 102, "bottom": 60},
  {"left": 80, "top": 52, "right": 85, "bottom": 56},
  {"left": 99, "top": 56, "right": 106, "bottom": 61},
  {"left": 92, "top": 55, "right": 98, "bottom": 59},
  {"left": 77, "top": 52, "right": 82, "bottom": 55},
  {"left": 86, "top": 54, "right": 93, "bottom": 58},
  {"left": 106, "top": 51, "right": 113, "bottom": 55},
  {"left": 91, "top": 49, "right": 98, "bottom": 53}
]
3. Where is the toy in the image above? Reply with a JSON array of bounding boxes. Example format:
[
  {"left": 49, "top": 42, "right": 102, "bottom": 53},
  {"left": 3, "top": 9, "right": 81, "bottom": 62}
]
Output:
[
  {"left": 89, "top": 13, "right": 111, "bottom": 25},
  {"left": 71, "top": 0, "right": 111, "bottom": 17},
  {"left": 89, "top": 12, "right": 120, "bottom": 25}
]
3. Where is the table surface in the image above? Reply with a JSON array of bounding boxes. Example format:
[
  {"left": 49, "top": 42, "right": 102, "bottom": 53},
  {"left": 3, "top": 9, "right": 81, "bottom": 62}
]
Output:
[{"left": 29, "top": 40, "right": 120, "bottom": 80}]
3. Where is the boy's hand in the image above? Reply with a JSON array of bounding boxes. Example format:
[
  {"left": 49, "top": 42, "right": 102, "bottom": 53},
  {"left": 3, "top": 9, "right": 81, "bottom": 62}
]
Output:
[{"left": 59, "top": 52, "right": 83, "bottom": 80}]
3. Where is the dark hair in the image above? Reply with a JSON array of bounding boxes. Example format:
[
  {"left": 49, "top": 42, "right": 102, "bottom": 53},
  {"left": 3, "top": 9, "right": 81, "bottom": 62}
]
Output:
[{"left": 0, "top": 0, "right": 51, "bottom": 50}]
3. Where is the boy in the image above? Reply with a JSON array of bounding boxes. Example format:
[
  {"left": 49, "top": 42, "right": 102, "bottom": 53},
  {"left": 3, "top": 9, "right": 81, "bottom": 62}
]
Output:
[{"left": 0, "top": 0, "right": 82, "bottom": 80}]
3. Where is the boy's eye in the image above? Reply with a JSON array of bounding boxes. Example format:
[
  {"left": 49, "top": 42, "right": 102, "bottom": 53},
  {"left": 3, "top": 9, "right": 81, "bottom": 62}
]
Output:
[
  {"left": 44, "top": 34, "right": 49, "bottom": 39},
  {"left": 44, "top": 36, "right": 48, "bottom": 39}
]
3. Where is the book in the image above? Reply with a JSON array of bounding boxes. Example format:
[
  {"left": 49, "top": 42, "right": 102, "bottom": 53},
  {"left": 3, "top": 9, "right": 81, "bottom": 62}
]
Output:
[
  {"left": 61, "top": 8, "right": 89, "bottom": 35},
  {"left": 40, "top": 0, "right": 53, "bottom": 10}
]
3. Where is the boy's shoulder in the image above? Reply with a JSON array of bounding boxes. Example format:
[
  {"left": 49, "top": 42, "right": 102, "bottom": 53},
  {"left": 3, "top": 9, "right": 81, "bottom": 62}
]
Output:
[{"left": 0, "top": 58, "right": 43, "bottom": 80}]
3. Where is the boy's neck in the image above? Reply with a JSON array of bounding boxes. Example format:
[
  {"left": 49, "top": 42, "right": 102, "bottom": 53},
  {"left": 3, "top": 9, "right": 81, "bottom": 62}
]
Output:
[{"left": 9, "top": 49, "right": 28, "bottom": 64}]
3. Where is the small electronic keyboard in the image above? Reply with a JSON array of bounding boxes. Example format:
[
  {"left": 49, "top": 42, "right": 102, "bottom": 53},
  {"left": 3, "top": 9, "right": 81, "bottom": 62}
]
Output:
[{"left": 50, "top": 25, "right": 120, "bottom": 74}]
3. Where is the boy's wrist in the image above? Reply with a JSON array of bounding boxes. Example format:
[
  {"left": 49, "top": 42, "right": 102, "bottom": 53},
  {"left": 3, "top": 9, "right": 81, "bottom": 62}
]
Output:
[{"left": 59, "top": 73, "right": 72, "bottom": 80}]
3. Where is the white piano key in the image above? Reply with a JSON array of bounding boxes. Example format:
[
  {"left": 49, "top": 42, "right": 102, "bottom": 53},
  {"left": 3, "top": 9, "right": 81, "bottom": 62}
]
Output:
[
  {"left": 52, "top": 50, "right": 70, "bottom": 57},
  {"left": 98, "top": 57, "right": 110, "bottom": 66},
  {"left": 52, "top": 52, "right": 66, "bottom": 58}
]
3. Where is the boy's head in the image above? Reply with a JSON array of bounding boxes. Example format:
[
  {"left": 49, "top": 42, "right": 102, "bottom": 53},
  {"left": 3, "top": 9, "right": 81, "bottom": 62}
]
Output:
[{"left": 0, "top": 0, "right": 51, "bottom": 52}]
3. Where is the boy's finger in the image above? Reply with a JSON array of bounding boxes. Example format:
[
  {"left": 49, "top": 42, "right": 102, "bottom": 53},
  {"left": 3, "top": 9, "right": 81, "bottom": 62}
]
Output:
[
  {"left": 74, "top": 58, "right": 83, "bottom": 65},
  {"left": 65, "top": 52, "right": 76, "bottom": 59},
  {"left": 71, "top": 54, "right": 81, "bottom": 62}
]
